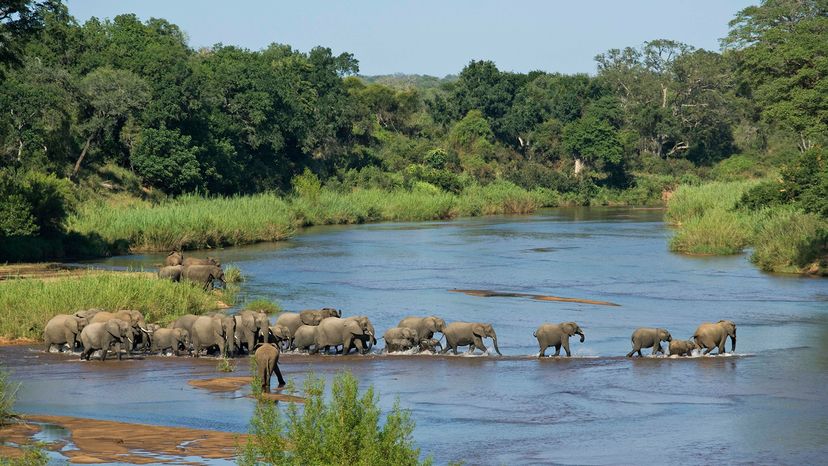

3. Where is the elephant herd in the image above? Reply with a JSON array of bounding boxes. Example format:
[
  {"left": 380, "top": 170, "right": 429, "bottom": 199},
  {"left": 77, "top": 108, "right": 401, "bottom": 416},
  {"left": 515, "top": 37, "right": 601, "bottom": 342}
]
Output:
[{"left": 157, "top": 252, "right": 225, "bottom": 290}]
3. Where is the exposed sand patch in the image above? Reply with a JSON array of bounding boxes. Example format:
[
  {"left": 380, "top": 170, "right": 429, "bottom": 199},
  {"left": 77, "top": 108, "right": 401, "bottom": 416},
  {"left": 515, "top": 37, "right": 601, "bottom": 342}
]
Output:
[
  {"left": 450, "top": 289, "right": 620, "bottom": 306},
  {"left": 189, "top": 376, "right": 305, "bottom": 403},
  {"left": 11, "top": 415, "right": 245, "bottom": 463}
]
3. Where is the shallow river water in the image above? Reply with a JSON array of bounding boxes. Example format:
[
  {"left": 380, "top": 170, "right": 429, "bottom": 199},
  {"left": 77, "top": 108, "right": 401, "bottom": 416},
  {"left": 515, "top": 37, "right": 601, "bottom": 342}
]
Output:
[{"left": 5, "top": 208, "right": 828, "bottom": 464}]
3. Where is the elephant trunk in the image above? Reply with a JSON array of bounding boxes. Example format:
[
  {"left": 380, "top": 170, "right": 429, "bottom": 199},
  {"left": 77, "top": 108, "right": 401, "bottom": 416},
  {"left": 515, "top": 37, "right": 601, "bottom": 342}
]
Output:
[{"left": 491, "top": 335, "right": 502, "bottom": 356}]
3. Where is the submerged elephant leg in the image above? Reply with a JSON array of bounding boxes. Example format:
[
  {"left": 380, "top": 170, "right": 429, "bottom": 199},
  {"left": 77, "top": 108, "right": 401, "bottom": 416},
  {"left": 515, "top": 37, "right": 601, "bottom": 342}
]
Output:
[
  {"left": 472, "top": 336, "right": 486, "bottom": 354},
  {"left": 538, "top": 344, "right": 547, "bottom": 358},
  {"left": 562, "top": 338, "right": 572, "bottom": 357}
]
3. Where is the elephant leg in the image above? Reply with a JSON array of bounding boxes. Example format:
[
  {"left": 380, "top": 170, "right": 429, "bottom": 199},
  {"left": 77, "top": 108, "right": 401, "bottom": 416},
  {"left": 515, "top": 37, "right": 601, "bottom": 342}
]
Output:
[
  {"left": 80, "top": 348, "right": 91, "bottom": 360},
  {"left": 651, "top": 344, "right": 660, "bottom": 355},
  {"left": 116, "top": 342, "right": 123, "bottom": 360},
  {"left": 273, "top": 363, "right": 286, "bottom": 387},
  {"left": 472, "top": 336, "right": 487, "bottom": 354},
  {"left": 44, "top": 341, "right": 52, "bottom": 353},
  {"left": 702, "top": 346, "right": 712, "bottom": 355},
  {"left": 563, "top": 339, "right": 571, "bottom": 357},
  {"left": 539, "top": 344, "right": 547, "bottom": 358}
]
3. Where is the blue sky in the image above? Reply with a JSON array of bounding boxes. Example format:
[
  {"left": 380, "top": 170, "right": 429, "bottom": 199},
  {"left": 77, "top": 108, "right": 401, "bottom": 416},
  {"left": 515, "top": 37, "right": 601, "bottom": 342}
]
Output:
[{"left": 66, "top": 0, "right": 756, "bottom": 76}]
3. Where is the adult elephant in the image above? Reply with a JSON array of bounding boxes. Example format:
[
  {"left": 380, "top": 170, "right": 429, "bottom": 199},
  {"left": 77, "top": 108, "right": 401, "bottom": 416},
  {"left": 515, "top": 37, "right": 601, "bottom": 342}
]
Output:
[
  {"left": 79, "top": 319, "right": 132, "bottom": 361},
  {"left": 164, "top": 251, "right": 183, "bottom": 266},
  {"left": 398, "top": 316, "right": 446, "bottom": 341},
  {"left": 626, "top": 328, "right": 672, "bottom": 357},
  {"left": 441, "top": 322, "right": 501, "bottom": 356},
  {"left": 534, "top": 322, "right": 585, "bottom": 357},
  {"left": 268, "top": 325, "right": 291, "bottom": 347},
  {"left": 343, "top": 316, "right": 376, "bottom": 353},
  {"left": 182, "top": 257, "right": 221, "bottom": 267},
  {"left": 293, "top": 325, "right": 319, "bottom": 353},
  {"left": 90, "top": 310, "right": 150, "bottom": 353},
  {"left": 382, "top": 327, "right": 418, "bottom": 353},
  {"left": 182, "top": 265, "right": 225, "bottom": 291},
  {"left": 158, "top": 265, "right": 183, "bottom": 282},
  {"left": 235, "top": 310, "right": 269, "bottom": 354},
  {"left": 171, "top": 314, "right": 200, "bottom": 341},
  {"left": 191, "top": 315, "right": 235, "bottom": 357},
  {"left": 693, "top": 320, "right": 736, "bottom": 355},
  {"left": 254, "top": 343, "right": 286, "bottom": 393},
  {"left": 315, "top": 317, "right": 367, "bottom": 355},
  {"left": 150, "top": 328, "right": 190, "bottom": 356},
  {"left": 299, "top": 308, "right": 341, "bottom": 326},
  {"left": 44, "top": 314, "right": 89, "bottom": 352}
]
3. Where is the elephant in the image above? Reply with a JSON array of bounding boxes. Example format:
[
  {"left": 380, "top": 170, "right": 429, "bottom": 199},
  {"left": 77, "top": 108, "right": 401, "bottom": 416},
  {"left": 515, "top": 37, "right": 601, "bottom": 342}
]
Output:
[
  {"left": 268, "top": 325, "right": 291, "bottom": 346},
  {"left": 79, "top": 319, "right": 132, "bottom": 361},
  {"left": 534, "top": 322, "right": 585, "bottom": 357},
  {"left": 89, "top": 310, "right": 150, "bottom": 353},
  {"left": 626, "top": 328, "right": 672, "bottom": 357},
  {"left": 397, "top": 316, "right": 447, "bottom": 341},
  {"left": 274, "top": 312, "right": 303, "bottom": 348},
  {"left": 182, "top": 265, "right": 225, "bottom": 291},
  {"left": 299, "top": 308, "right": 341, "bottom": 326},
  {"left": 146, "top": 323, "right": 161, "bottom": 334},
  {"left": 164, "top": 251, "right": 183, "bottom": 266},
  {"left": 314, "top": 317, "right": 367, "bottom": 355},
  {"left": 74, "top": 308, "right": 103, "bottom": 320},
  {"left": 382, "top": 327, "right": 418, "bottom": 353},
  {"left": 693, "top": 320, "right": 736, "bottom": 355},
  {"left": 292, "top": 325, "right": 319, "bottom": 353},
  {"left": 234, "top": 310, "right": 270, "bottom": 354},
  {"left": 254, "top": 343, "right": 286, "bottom": 393},
  {"left": 441, "top": 322, "right": 501, "bottom": 356},
  {"left": 158, "top": 265, "right": 183, "bottom": 282},
  {"left": 343, "top": 316, "right": 376, "bottom": 353},
  {"left": 191, "top": 315, "right": 235, "bottom": 357},
  {"left": 669, "top": 339, "right": 699, "bottom": 357},
  {"left": 171, "top": 314, "right": 200, "bottom": 340},
  {"left": 150, "top": 328, "right": 190, "bottom": 356},
  {"left": 182, "top": 256, "right": 221, "bottom": 267},
  {"left": 418, "top": 338, "right": 442, "bottom": 353},
  {"left": 43, "top": 314, "right": 89, "bottom": 352}
]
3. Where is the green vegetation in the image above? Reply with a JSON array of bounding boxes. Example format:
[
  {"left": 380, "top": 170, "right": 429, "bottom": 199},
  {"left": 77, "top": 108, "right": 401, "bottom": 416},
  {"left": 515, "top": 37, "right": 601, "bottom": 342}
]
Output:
[
  {"left": 243, "top": 299, "right": 282, "bottom": 315},
  {"left": 239, "top": 372, "right": 431, "bottom": 466},
  {"left": 0, "top": 361, "right": 48, "bottom": 466},
  {"left": 0, "top": 0, "right": 825, "bottom": 278},
  {"left": 216, "top": 357, "right": 236, "bottom": 373},
  {"left": 0, "top": 273, "right": 229, "bottom": 339}
]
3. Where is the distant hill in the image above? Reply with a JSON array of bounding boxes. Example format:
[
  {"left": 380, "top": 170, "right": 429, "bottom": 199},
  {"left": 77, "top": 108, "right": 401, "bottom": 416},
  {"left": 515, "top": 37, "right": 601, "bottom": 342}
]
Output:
[{"left": 359, "top": 73, "right": 457, "bottom": 90}]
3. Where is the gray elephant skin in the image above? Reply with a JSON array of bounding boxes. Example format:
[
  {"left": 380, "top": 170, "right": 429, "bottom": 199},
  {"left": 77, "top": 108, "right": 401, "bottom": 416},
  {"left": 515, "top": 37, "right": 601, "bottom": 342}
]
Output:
[
  {"left": 627, "top": 327, "right": 672, "bottom": 357},
  {"left": 234, "top": 310, "right": 269, "bottom": 354},
  {"left": 182, "top": 256, "right": 221, "bottom": 267},
  {"left": 442, "top": 322, "right": 501, "bottom": 355},
  {"left": 89, "top": 310, "right": 149, "bottom": 352},
  {"left": 343, "top": 316, "right": 376, "bottom": 353},
  {"left": 164, "top": 251, "right": 183, "bottom": 266},
  {"left": 693, "top": 320, "right": 736, "bottom": 355},
  {"left": 171, "top": 314, "right": 200, "bottom": 338},
  {"left": 299, "top": 308, "right": 341, "bottom": 326},
  {"left": 383, "top": 327, "right": 418, "bottom": 353},
  {"left": 292, "top": 325, "right": 318, "bottom": 352},
  {"left": 534, "top": 322, "right": 585, "bottom": 357},
  {"left": 268, "top": 325, "right": 291, "bottom": 346},
  {"left": 315, "top": 317, "right": 366, "bottom": 354},
  {"left": 182, "top": 265, "right": 225, "bottom": 291},
  {"left": 150, "top": 328, "right": 190, "bottom": 356},
  {"left": 669, "top": 339, "right": 698, "bottom": 356},
  {"left": 398, "top": 316, "right": 446, "bottom": 341},
  {"left": 255, "top": 343, "right": 286, "bottom": 392},
  {"left": 44, "top": 314, "right": 89, "bottom": 352},
  {"left": 80, "top": 319, "right": 132, "bottom": 361},
  {"left": 158, "top": 265, "right": 183, "bottom": 282},
  {"left": 191, "top": 315, "right": 235, "bottom": 357}
]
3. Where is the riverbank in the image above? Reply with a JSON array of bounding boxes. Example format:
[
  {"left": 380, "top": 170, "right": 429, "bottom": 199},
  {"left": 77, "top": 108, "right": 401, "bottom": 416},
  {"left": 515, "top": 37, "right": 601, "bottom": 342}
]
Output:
[
  {"left": 0, "top": 271, "right": 233, "bottom": 340},
  {"left": 666, "top": 181, "right": 827, "bottom": 275}
]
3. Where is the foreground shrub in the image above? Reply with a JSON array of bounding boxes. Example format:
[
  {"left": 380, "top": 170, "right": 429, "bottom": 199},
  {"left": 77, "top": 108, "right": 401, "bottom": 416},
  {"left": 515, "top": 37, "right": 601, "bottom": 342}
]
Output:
[
  {"left": 0, "top": 273, "right": 223, "bottom": 339},
  {"left": 751, "top": 208, "right": 828, "bottom": 273},
  {"left": 665, "top": 181, "right": 757, "bottom": 225},
  {"left": 239, "top": 372, "right": 431, "bottom": 466},
  {"left": 669, "top": 208, "right": 756, "bottom": 255}
]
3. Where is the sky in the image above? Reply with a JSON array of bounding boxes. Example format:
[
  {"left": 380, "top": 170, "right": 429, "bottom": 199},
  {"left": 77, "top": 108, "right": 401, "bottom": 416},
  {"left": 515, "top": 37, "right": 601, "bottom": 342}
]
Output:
[{"left": 66, "top": 0, "right": 757, "bottom": 77}]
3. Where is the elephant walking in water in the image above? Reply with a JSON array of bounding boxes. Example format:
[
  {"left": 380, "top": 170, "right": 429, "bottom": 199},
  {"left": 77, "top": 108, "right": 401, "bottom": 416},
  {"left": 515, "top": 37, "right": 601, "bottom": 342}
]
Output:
[
  {"left": 534, "top": 322, "right": 585, "bottom": 357},
  {"left": 191, "top": 315, "right": 235, "bottom": 357},
  {"left": 382, "top": 327, "right": 418, "bottom": 353},
  {"left": 669, "top": 339, "right": 699, "bottom": 356},
  {"left": 234, "top": 310, "right": 269, "bottom": 354},
  {"left": 627, "top": 328, "right": 672, "bottom": 357},
  {"left": 44, "top": 314, "right": 89, "bottom": 352},
  {"left": 158, "top": 265, "right": 183, "bottom": 282},
  {"left": 182, "top": 265, "right": 225, "bottom": 291},
  {"left": 254, "top": 343, "right": 286, "bottom": 393},
  {"left": 441, "top": 322, "right": 501, "bottom": 355},
  {"left": 315, "top": 317, "right": 367, "bottom": 355},
  {"left": 693, "top": 320, "right": 736, "bottom": 355},
  {"left": 79, "top": 319, "right": 132, "bottom": 361},
  {"left": 397, "top": 316, "right": 446, "bottom": 341}
]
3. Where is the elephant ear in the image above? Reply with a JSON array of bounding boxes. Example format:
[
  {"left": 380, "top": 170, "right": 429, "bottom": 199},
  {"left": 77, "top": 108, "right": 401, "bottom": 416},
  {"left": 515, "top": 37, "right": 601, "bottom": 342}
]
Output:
[
  {"left": 300, "top": 312, "right": 317, "bottom": 326},
  {"left": 472, "top": 323, "right": 486, "bottom": 338},
  {"left": 561, "top": 322, "right": 575, "bottom": 335}
]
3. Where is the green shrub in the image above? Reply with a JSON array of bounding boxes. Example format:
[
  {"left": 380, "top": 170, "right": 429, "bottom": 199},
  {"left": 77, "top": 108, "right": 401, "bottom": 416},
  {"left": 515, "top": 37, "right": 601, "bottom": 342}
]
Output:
[
  {"left": 739, "top": 180, "right": 786, "bottom": 210},
  {"left": 712, "top": 154, "right": 765, "bottom": 180},
  {"left": 669, "top": 208, "right": 756, "bottom": 255},
  {"left": 239, "top": 372, "right": 431, "bottom": 466},
  {"left": 132, "top": 127, "right": 201, "bottom": 195},
  {"left": 243, "top": 299, "right": 282, "bottom": 315},
  {"left": 292, "top": 168, "right": 322, "bottom": 201},
  {"left": 224, "top": 265, "right": 244, "bottom": 284},
  {"left": 665, "top": 181, "right": 757, "bottom": 225},
  {"left": 0, "top": 170, "right": 74, "bottom": 236},
  {"left": 751, "top": 208, "right": 828, "bottom": 273}
]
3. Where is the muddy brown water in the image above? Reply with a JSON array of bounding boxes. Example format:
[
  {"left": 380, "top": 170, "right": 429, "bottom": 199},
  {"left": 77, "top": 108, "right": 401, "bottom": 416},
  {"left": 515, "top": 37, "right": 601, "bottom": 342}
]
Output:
[{"left": 5, "top": 207, "right": 828, "bottom": 464}]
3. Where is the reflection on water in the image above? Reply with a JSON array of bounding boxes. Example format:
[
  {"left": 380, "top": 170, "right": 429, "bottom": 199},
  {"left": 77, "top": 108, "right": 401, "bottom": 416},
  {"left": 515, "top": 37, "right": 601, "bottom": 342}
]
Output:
[{"left": 11, "top": 207, "right": 828, "bottom": 464}]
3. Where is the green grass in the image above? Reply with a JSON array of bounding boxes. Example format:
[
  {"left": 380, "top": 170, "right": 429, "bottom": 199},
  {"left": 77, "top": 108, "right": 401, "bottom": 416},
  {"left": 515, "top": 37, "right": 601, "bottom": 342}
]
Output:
[
  {"left": 669, "top": 208, "right": 757, "bottom": 255},
  {"left": 243, "top": 299, "right": 282, "bottom": 314},
  {"left": 751, "top": 208, "right": 828, "bottom": 273},
  {"left": 665, "top": 181, "right": 758, "bottom": 225},
  {"left": 0, "top": 273, "right": 227, "bottom": 339},
  {"left": 69, "top": 182, "right": 558, "bottom": 253}
]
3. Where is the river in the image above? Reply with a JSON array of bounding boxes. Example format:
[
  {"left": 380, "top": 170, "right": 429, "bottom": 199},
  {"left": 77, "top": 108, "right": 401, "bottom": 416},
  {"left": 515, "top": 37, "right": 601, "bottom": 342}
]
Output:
[{"left": 5, "top": 207, "right": 828, "bottom": 464}]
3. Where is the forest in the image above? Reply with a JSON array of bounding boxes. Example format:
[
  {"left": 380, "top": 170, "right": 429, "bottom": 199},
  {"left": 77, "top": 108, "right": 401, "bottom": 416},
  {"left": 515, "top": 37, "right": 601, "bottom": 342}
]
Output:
[{"left": 0, "top": 0, "right": 825, "bottom": 272}]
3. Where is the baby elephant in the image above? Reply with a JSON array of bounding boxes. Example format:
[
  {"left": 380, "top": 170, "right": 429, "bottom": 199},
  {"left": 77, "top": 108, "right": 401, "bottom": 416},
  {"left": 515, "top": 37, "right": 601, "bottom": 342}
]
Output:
[
  {"left": 669, "top": 339, "right": 698, "bottom": 357},
  {"left": 627, "top": 327, "right": 672, "bottom": 357},
  {"left": 150, "top": 328, "right": 190, "bottom": 356},
  {"left": 418, "top": 338, "right": 442, "bottom": 353},
  {"left": 383, "top": 327, "right": 418, "bottom": 353},
  {"left": 534, "top": 322, "right": 585, "bottom": 357},
  {"left": 255, "top": 343, "right": 286, "bottom": 393}
]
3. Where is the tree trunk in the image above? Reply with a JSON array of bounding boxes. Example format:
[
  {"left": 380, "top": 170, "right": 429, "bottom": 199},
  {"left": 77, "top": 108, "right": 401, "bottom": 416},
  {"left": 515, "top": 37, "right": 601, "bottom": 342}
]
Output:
[
  {"left": 574, "top": 157, "right": 584, "bottom": 175},
  {"left": 71, "top": 135, "right": 94, "bottom": 180},
  {"left": 16, "top": 138, "right": 23, "bottom": 162}
]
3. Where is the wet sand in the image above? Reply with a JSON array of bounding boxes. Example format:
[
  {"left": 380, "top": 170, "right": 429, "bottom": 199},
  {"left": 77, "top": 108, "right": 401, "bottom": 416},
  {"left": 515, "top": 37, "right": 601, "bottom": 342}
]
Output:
[
  {"left": 450, "top": 288, "right": 621, "bottom": 306},
  {"left": 188, "top": 376, "right": 305, "bottom": 402}
]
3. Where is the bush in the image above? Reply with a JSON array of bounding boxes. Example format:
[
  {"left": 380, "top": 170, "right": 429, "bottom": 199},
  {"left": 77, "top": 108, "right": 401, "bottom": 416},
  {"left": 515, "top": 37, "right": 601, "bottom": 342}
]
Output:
[
  {"left": 669, "top": 208, "right": 756, "bottom": 255},
  {"left": 739, "top": 180, "right": 786, "bottom": 210},
  {"left": 0, "top": 170, "right": 74, "bottom": 236},
  {"left": 243, "top": 299, "right": 282, "bottom": 314},
  {"left": 239, "top": 372, "right": 430, "bottom": 466},
  {"left": 132, "top": 128, "right": 201, "bottom": 195},
  {"left": 292, "top": 168, "right": 322, "bottom": 201},
  {"left": 751, "top": 208, "right": 828, "bottom": 273},
  {"left": 665, "top": 181, "right": 757, "bottom": 225}
]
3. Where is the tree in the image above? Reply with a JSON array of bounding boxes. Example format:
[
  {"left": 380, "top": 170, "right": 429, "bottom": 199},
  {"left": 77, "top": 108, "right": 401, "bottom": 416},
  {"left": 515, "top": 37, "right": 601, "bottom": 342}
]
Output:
[
  {"left": 72, "top": 67, "right": 150, "bottom": 179},
  {"left": 131, "top": 127, "right": 200, "bottom": 194},
  {"left": 724, "top": 0, "right": 828, "bottom": 151},
  {"left": 563, "top": 116, "right": 623, "bottom": 176},
  {"left": 0, "top": 0, "right": 52, "bottom": 74}
]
